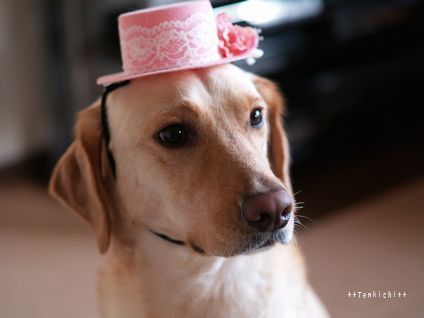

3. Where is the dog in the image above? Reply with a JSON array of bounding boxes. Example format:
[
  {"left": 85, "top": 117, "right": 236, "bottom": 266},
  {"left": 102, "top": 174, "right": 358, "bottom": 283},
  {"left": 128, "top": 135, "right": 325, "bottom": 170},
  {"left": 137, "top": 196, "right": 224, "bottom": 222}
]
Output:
[{"left": 49, "top": 64, "right": 329, "bottom": 318}]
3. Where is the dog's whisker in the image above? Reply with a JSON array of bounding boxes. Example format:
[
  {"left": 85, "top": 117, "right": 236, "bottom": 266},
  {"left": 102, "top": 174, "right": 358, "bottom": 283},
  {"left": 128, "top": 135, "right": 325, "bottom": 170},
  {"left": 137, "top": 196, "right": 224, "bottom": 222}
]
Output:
[
  {"left": 294, "top": 214, "right": 311, "bottom": 231},
  {"left": 294, "top": 220, "right": 308, "bottom": 231},
  {"left": 296, "top": 214, "right": 315, "bottom": 224},
  {"left": 293, "top": 190, "right": 302, "bottom": 198}
]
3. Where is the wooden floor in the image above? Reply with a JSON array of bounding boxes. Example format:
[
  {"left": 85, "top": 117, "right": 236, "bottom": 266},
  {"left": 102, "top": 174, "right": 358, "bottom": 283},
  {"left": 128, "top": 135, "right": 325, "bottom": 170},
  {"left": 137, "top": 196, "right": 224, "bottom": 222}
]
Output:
[{"left": 0, "top": 178, "right": 423, "bottom": 317}]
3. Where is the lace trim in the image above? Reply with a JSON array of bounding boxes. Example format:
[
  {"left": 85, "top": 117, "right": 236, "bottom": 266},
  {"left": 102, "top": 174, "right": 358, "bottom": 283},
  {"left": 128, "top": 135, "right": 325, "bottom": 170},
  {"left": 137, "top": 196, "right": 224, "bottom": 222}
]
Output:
[{"left": 119, "top": 12, "right": 220, "bottom": 73}]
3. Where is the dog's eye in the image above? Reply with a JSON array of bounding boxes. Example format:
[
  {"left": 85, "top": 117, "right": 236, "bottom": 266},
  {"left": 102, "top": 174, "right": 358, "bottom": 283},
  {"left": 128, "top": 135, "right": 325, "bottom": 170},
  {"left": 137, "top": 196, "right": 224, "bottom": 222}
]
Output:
[
  {"left": 250, "top": 108, "right": 264, "bottom": 128},
  {"left": 157, "top": 124, "right": 187, "bottom": 147}
]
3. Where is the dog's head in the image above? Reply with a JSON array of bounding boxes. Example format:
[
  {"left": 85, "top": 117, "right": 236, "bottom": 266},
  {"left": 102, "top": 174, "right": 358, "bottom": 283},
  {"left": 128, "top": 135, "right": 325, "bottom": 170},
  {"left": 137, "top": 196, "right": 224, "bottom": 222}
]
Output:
[{"left": 50, "top": 64, "right": 294, "bottom": 257}]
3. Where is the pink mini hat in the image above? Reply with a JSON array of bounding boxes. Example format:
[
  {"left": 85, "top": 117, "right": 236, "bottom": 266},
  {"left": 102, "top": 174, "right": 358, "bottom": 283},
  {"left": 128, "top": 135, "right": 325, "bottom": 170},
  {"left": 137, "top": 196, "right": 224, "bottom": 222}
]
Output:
[{"left": 97, "top": 0, "right": 263, "bottom": 85}]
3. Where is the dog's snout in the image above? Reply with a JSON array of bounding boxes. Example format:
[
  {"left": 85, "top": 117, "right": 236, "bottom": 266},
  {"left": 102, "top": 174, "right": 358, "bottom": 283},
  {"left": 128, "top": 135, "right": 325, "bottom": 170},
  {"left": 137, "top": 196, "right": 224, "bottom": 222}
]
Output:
[{"left": 242, "top": 190, "right": 293, "bottom": 232}]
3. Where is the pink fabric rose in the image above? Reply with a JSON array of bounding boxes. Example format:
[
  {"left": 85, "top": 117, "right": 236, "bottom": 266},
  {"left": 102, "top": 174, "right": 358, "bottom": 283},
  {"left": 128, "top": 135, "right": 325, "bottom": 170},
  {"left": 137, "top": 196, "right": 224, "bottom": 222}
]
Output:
[{"left": 216, "top": 13, "right": 259, "bottom": 58}]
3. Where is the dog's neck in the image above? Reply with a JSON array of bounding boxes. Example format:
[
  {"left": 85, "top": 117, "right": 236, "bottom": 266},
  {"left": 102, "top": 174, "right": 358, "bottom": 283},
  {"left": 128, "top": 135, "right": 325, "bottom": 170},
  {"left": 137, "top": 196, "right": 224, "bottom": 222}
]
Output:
[{"left": 99, "top": 229, "right": 308, "bottom": 318}]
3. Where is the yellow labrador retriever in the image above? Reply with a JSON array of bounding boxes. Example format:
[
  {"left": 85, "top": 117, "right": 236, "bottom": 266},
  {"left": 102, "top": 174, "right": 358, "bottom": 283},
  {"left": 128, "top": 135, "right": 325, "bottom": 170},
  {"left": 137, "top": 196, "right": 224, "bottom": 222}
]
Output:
[{"left": 50, "top": 64, "right": 329, "bottom": 318}]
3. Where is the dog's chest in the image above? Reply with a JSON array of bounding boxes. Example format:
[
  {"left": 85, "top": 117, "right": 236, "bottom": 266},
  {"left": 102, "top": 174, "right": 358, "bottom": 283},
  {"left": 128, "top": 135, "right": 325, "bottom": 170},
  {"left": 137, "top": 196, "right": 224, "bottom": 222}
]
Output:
[
  {"left": 100, "top": 244, "right": 308, "bottom": 318},
  {"left": 135, "top": 255, "right": 301, "bottom": 318}
]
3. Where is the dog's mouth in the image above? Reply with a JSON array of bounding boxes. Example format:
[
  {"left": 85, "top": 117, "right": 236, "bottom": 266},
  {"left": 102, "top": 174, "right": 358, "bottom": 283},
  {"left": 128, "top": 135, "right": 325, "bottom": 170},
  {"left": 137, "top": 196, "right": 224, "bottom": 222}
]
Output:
[
  {"left": 238, "top": 229, "right": 293, "bottom": 255},
  {"left": 247, "top": 234, "right": 274, "bottom": 250},
  {"left": 150, "top": 223, "right": 292, "bottom": 257},
  {"left": 256, "top": 237, "right": 275, "bottom": 249}
]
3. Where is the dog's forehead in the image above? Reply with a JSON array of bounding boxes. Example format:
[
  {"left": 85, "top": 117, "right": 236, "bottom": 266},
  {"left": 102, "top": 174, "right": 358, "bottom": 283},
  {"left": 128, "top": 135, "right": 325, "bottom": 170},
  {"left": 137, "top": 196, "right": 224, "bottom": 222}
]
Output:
[
  {"left": 110, "top": 65, "right": 259, "bottom": 111},
  {"left": 199, "top": 65, "right": 259, "bottom": 100}
]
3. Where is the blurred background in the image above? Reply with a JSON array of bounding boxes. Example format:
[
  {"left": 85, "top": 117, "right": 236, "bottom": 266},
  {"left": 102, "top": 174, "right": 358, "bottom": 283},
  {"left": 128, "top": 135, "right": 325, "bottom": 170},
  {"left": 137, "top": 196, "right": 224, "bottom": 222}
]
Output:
[{"left": 1, "top": 0, "right": 423, "bottom": 317}]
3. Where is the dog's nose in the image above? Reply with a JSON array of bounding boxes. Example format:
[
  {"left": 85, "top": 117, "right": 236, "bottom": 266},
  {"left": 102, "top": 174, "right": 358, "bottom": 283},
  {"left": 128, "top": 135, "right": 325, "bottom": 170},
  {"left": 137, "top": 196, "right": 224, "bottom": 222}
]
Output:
[{"left": 242, "top": 190, "right": 293, "bottom": 232}]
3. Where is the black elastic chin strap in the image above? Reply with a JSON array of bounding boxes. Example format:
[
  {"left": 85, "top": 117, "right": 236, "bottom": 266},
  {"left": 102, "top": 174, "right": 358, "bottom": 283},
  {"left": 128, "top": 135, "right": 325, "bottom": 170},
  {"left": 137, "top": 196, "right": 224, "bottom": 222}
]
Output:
[
  {"left": 100, "top": 81, "right": 193, "bottom": 251},
  {"left": 100, "top": 80, "right": 130, "bottom": 177}
]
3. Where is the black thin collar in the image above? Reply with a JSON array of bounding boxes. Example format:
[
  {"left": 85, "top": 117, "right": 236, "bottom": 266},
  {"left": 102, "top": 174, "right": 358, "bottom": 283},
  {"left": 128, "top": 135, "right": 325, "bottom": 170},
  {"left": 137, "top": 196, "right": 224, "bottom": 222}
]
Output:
[
  {"left": 151, "top": 230, "right": 206, "bottom": 254},
  {"left": 151, "top": 230, "right": 185, "bottom": 246}
]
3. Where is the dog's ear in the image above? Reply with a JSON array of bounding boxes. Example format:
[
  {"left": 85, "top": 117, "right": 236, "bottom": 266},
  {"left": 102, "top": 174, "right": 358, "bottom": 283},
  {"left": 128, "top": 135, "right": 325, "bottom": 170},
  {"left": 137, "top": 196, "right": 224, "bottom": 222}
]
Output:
[
  {"left": 251, "top": 75, "right": 292, "bottom": 193},
  {"left": 49, "top": 100, "right": 112, "bottom": 253}
]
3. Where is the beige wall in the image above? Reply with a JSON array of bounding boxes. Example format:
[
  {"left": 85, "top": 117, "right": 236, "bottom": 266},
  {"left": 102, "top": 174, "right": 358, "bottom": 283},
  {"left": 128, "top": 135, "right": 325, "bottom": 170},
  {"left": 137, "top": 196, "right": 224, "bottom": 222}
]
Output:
[{"left": 0, "top": 0, "right": 52, "bottom": 167}]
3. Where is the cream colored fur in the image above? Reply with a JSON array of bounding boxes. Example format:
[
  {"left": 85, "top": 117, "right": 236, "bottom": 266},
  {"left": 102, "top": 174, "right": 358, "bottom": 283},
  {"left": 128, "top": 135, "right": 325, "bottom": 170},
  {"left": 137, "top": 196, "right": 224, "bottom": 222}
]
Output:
[{"left": 50, "top": 64, "right": 329, "bottom": 318}]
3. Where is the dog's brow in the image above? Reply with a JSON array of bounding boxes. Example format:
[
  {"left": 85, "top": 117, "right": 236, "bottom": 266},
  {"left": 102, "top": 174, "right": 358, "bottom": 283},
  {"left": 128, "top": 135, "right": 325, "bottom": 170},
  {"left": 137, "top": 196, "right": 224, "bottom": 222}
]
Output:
[
  {"left": 249, "top": 96, "right": 265, "bottom": 105},
  {"left": 166, "top": 101, "right": 202, "bottom": 116}
]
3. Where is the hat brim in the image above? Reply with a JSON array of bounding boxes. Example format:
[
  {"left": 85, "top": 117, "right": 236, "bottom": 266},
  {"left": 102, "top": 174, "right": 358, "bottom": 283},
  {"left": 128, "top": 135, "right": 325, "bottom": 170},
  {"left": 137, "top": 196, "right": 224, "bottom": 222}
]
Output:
[{"left": 96, "top": 50, "right": 255, "bottom": 86}]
